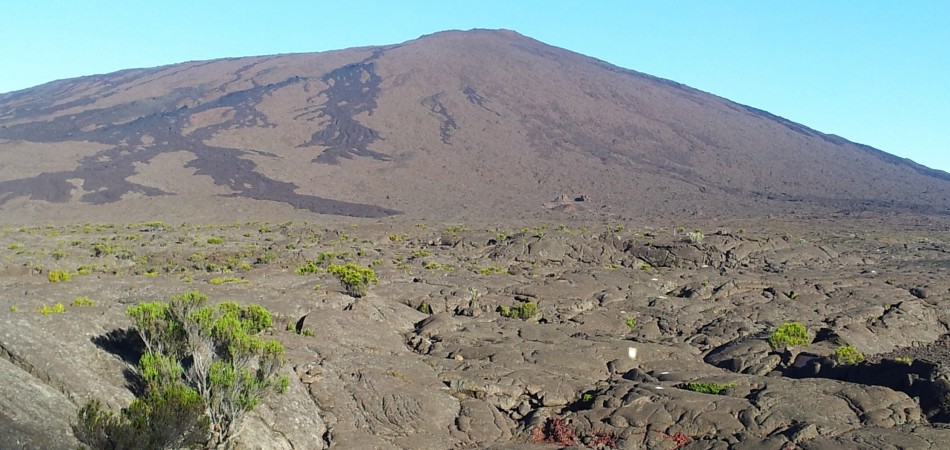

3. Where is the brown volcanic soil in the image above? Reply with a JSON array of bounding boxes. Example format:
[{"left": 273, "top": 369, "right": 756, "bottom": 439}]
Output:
[
  {"left": 0, "top": 218, "right": 949, "bottom": 449},
  {"left": 0, "top": 29, "right": 948, "bottom": 224}
]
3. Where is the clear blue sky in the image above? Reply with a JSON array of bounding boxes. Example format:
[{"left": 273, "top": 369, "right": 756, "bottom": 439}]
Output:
[{"left": 3, "top": 1, "right": 948, "bottom": 173}]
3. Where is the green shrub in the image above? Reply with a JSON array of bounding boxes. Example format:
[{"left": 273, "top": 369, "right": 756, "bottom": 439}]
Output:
[
  {"left": 687, "top": 230, "right": 704, "bottom": 244},
  {"left": 40, "top": 303, "right": 66, "bottom": 315},
  {"left": 48, "top": 269, "right": 72, "bottom": 283},
  {"left": 417, "top": 302, "right": 433, "bottom": 314},
  {"left": 327, "top": 263, "right": 378, "bottom": 298},
  {"left": 295, "top": 261, "right": 321, "bottom": 275},
  {"left": 625, "top": 317, "right": 637, "bottom": 329},
  {"left": 478, "top": 265, "right": 508, "bottom": 275},
  {"left": 72, "top": 296, "right": 95, "bottom": 307},
  {"left": 119, "top": 292, "right": 287, "bottom": 448},
  {"left": 500, "top": 301, "right": 538, "bottom": 320},
  {"left": 683, "top": 382, "right": 735, "bottom": 395},
  {"left": 411, "top": 249, "right": 431, "bottom": 258},
  {"left": 768, "top": 321, "right": 811, "bottom": 349},
  {"left": 73, "top": 384, "right": 208, "bottom": 450},
  {"left": 834, "top": 345, "right": 865, "bottom": 365},
  {"left": 894, "top": 356, "right": 913, "bottom": 365},
  {"left": 206, "top": 237, "right": 224, "bottom": 245},
  {"left": 209, "top": 276, "right": 245, "bottom": 285},
  {"left": 444, "top": 225, "right": 467, "bottom": 235}
]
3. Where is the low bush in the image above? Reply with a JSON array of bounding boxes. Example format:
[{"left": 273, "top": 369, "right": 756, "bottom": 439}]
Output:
[
  {"left": 683, "top": 382, "right": 735, "bottom": 395},
  {"left": 75, "top": 291, "right": 288, "bottom": 449},
  {"left": 327, "top": 263, "right": 378, "bottom": 297},
  {"left": 40, "top": 303, "right": 65, "bottom": 315},
  {"left": 834, "top": 345, "right": 865, "bottom": 365},
  {"left": 72, "top": 296, "right": 95, "bottom": 307},
  {"left": 499, "top": 301, "right": 538, "bottom": 320},
  {"left": 48, "top": 269, "right": 72, "bottom": 283},
  {"left": 768, "top": 321, "right": 810, "bottom": 349}
]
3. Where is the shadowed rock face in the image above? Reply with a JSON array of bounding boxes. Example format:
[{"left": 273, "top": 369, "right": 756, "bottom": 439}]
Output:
[{"left": 0, "top": 29, "right": 948, "bottom": 222}]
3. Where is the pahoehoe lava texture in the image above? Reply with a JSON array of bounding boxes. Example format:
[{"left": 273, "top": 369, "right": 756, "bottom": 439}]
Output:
[{"left": 0, "top": 71, "right": 400, "bottom": 218}]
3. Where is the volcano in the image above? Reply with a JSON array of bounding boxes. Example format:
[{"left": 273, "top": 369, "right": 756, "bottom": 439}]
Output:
[{"left": 1, "top": 29, "right": 947, "bottom": 223}]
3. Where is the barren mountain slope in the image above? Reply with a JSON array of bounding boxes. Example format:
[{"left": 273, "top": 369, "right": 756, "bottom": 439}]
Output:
[{"left": 0, "top": 29, "right": 947, "bottom": 224}]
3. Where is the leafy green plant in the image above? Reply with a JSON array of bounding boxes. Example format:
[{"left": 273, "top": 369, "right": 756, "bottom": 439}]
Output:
[
  {"left": 9, "top": 304, "right": 19, "bottom": 312},
  {"left": 686, "top": 230, "right": 704, "bottom": 244},
  {"left": 768, "top": 321, "right": 811, "bottom": 349},
  {"left": 295, "top": 261, "right": 321, "bottom": 275},
  {"left": 48, "top": 269, "right": 72, "bottom": 283},
  {"left": 625, "top": 317, "right": 637, "bottom": 329},
  {"left": 327, "top": 263, "right": 378, "bottom": 298},
  {"left": 40, "top": 303, "right": 66, "bottom": 315},
  {"left": 411, "top": 249, "right": 431, "bottom": 258},
  {"left": 72, "top": 296, "right": 95, "bottom": 307},
  {"left": 444, "top": 225, "right": 467, "bottom": 235},
  {"left": 834, "top": 345, "right": 865, "bottom": 365},
  {"left": 499, "top": 301, "right": 538, "bottom": 320},
  {"left": 683, "top": 382, "right": 735, "bottom": 395},
  {"left": 208, "top": 276, "right": 246, "bottom": 285},
  {"left": 417, "top": 302, "right": 433, "bottom": 315},
  {"left": 122, "top": 291, "right": 288, "bottom": 448},
  {"left": 478, "top": 265, "right": 508, "bottom": 275},
  {"left": 423, "top": 260, "right": 452, "bottom": 271},
  {"left": 73, "top": 384, "right": 208, "bottom": 450},
  {"left": 206, "top": 237, "right": 224, "bottom": 245}
]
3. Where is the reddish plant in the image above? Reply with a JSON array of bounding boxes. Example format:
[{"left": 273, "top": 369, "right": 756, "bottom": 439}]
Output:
[
  {"left": 665, "top": 431, "right": 692, "bottom": 449},
  {"left": 589, "top": 429, "right": 620, "bottom": 449},
  {"left": 531, "top": 416, "right": 578, "bottom": 446}
]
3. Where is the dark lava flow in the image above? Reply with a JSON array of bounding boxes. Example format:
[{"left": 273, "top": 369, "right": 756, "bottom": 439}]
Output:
[{"left": 0, "top": 59, "right": 400, "bottom": 218}]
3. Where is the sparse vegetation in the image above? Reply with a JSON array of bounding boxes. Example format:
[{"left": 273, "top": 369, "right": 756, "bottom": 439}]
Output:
[
  {"left": 835, "top": 345, "right": 865, "bottom": 365},
  {"left": 47, "top": 269, "right": 72, "bottom": 282},
  {"left": 894, "top": 356, "right": 913, "bottom": 365},
  {"left": 208, "top": 276, "right": 245, "bottom": 285},
  {"left": 71, "top": 296, "right": 95, "bottom": 307},
  {"left": 113, "top": 291, "right": 288, "bottom": 448},
  {"left": 768, "top": 321, "right": 811, "bottom": 349},
  {"left": 40, "top": 303, "right": 66, "bottom": 315},
  {"left": 683, "top": 382, "right": 736, "bottom": 395},
  {"left": 327, "top": 263, "right": 378, "bottom": 297},
  {"left": 477, "top": 265, "right": 508, "bottom": 275},
  {"left": 411, "top": 249, "right": 431, "bottom": 258},
  {"left": 625, "top": 317, "right": 637, "bottom": 329},
  {"left": 499, "top": 301, "right": 538, "bottom": 320},
  {"left": 687, "top": 230, "right": 704, "bottom": 244}
]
